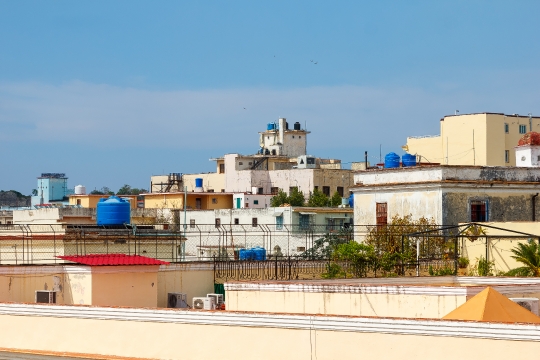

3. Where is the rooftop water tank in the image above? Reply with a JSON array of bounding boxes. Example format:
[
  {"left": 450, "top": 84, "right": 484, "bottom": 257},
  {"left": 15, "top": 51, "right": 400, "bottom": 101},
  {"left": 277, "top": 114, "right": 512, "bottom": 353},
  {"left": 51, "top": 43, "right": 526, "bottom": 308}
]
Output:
[
  {"left": 402, "top": 154, "right": 417, "bottom": 167},
  {"left": 294, "top": 122, "right": 301, "bottom": 130},
  {"left": 267, "top": 123, "right": 275, "bottom": 131},
  {"left": 97, "top": 196, "right": 130, "bottom": 226},
  {"left": 252, "top": 247, "right": 266, "bottom": 261},
  {"left": 384, "top": 152, "right": 400, "bottom": 168},
  {"left": 195, "top": 178, "right": 203, "bottom": 192},
  {"left": 74, "top": 185, "right": 86, "bottom": 195}
]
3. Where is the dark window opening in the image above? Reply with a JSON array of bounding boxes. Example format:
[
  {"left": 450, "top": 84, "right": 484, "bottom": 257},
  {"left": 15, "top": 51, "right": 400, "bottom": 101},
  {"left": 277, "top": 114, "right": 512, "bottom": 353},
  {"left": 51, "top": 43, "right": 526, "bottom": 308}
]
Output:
[
  {"left": 257, "top": 187, "right": 263, "bottom": 194},
  {"left": 470, "top": 201, "right": 487, "bottom": 222},
  {"left": 271, "top": 187, "right": 279, "bottom": 195},
  {"left": 190, "top": 219, "right": 195, "bottom": 228},
  {"left": 234, "top": 218, "right": 239, "bottom": 225},
  {"left": 252, "top": 217, "right": 258, "bottom": 227},
  {"left": 215, "top": 218, "right": 221, "bottom": 227},
  {"left": 322, "top": 186, "right": 330, "bottom": 196},
  {"left": 219, "top": 164, "right": 225, "bottom": 174},
  {"left": 337, "top": 187, "right": 344, "bottom": 197}
]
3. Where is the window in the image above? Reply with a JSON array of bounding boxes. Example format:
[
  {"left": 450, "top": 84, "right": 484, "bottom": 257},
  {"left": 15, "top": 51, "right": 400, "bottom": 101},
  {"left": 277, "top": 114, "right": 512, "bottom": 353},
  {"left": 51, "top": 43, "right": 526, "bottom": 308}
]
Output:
[
  {"left": 257, "top": 187, "right": 263, "bottom": 194},
  {"left": 245, "top": 203, "right": 249, "bottom": 208},
  {"left": 221, "top": 189, "right": 225, "bottom": 192},
  {"left": 234, "top": 218, "right": 239, "bottom": 225},
  {"left": 212, "top": 198, "right": 218, "bottom": 204},
  {"left": 299, "top": 136, "right": 301, "bottom": 139},
  {"left": 299, "top": 214, "right": 311, "bottom": 230},
  {"left": 271, "top": 187, "right": 279, "bottom": 195},
  {"left": 337, "top": 186, "right": 344, "bottom": 197},
  {"left": 219, "top": 164, "right": 225, "bottom": 174},
  {"left": 207, "top": 189, "right": 214, "bottom": 192},
  {"left": 215, "top": 218, "right": 221, "bottom": 227},
  {"left": 195, "top": 198, "right": 202, "bottom": 209},
  {"left": 520, "top": 124, "right": 527, "bottom": 134},
  {"left": 190, "top": 219, "right": 195, "bottom": 228},
  {"left": 314, "top": 186, "right": 318, "bottom": 191},
  {"left": 470, "top": 200, "right": 488, "bottom": 222},
  {"left": 252, "top": 217, "right": 258, "bottom": 227},
  {"left": 376, "top": 203, "right": 388, "bottom": 226},
  {"left": 254, "top": 200, "right": 259, "bottom": 205},
  {"left": 276, "top": 215, "right": 283, "bottom": 230},
  {"left": 289, "top": 186, "right": 298, "bottom": 194},
  {"left": 239, "top": 162, "right": 243, "bottom": 165},
  {"left": 292, "top": 135, "right": 295, "bottom": 138},
  {"left": 537, "top": 155, "right": 540, "bottom": 162},
  {"left": 76, "top": 199, "right": 81, "bottom": 205},
  {"left": 297, "top": 246, "right": 306, "bottom": 252},
  {"left": 326, "top": 218, "right": 344, "bottom": 231},
  {"left": 322, "top": 186, "right": 330, "bottom": 196},
  {"left": 504, "top": 123, "right": 509, "bottom": 133},
  {"left": 505, "top": 150, "right": 510, "bottom": 163}
]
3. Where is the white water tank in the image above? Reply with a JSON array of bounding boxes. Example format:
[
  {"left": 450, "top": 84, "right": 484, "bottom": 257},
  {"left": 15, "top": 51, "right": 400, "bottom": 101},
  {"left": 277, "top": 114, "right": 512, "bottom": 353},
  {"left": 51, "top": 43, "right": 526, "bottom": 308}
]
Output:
[{"left": 74, "top": 185, "right": 86, "bottom": 195}]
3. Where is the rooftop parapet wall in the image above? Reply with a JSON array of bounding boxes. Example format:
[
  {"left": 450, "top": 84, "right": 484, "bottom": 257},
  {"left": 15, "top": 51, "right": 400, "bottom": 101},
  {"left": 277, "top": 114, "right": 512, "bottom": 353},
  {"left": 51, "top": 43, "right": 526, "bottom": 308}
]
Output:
[{"left": 354, "top": 166, "right": 540, "bottom": 187}]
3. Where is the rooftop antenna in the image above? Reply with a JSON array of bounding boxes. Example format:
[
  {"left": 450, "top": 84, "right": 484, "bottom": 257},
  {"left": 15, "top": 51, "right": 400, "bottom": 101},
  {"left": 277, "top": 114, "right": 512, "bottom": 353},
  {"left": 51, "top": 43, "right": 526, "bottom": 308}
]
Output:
[{"left": 529, "top": 113, "right": 533, "bottom": 132}]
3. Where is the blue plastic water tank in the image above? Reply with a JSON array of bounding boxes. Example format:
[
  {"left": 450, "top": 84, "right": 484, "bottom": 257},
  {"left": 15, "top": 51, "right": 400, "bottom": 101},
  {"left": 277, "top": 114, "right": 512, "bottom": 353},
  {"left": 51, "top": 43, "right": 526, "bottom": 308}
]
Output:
[
  {"left": 267, "top": 123, "right": 275, "bottom": 131},
  {"left": 402, "top": 154, "right": 417, "bottom": 167},
  {"left": 348, "top": 193, "right": 354, "bottom": 208},
  {"left": 384, "top": 152, "right": 400, "bottom": 168},
  {"left": 195, "top": 178, "right": 203, "bottom": 188},
  {"left": 239, "top": 249, "right": 247, "bottom": 260},
  {"left": 97, "top": 196, "right": 131, "bottom": 226},
  {"left": 252, "top": 247, "right": 266, "bottom": 261}
]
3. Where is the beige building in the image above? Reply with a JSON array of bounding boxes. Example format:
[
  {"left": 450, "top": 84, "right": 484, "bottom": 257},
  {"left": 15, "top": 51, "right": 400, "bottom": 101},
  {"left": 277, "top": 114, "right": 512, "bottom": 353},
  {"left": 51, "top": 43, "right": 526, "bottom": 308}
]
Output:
[
  {"left": 69, "top": 194, "right": 139, "bottom": 209},
  {"left": 405, "top": 112, "right": 540, "bottom": 166},
  {"left": 142, "top": 192, "right": 234, "bottom": 210}
]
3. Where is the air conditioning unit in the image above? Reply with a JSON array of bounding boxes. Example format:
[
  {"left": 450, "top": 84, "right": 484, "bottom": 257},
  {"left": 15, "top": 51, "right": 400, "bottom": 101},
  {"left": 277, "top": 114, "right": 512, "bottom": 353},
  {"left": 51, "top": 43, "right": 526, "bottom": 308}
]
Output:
[
  {"left": 35, "top": 290, "right": 56, "bottom": 304},
  {"left": 510, "top": 298, "right": 539, "bottom": 315},
  {"left": 207, "top": 293, "right": 224, "bottom": 306},
  {"left": 193, "top": 297, "right": 216, "bottom": 310},
  {"left": 167, "top": 293, "right": 188, "bottom": 309}
]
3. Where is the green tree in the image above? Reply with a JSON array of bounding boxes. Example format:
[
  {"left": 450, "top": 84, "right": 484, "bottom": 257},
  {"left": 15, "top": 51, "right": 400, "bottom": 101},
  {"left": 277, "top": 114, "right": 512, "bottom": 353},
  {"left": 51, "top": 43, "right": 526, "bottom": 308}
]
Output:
[
  {"left": 31, "top": 189, "right": 38, "bottom": 196},
  {"left": 288, "top": 187, "right": 305, "bottom": 206},
  {"left": 301, "top": 228, "right": 353, "bottom": 259},
  {"left": 507, "top": 240, "right": 540, "bottom": 277},
  {"left": 117, "top": 184, "right": 132, "bottom": 195},
  {"left": 330, "top": 191, "right": 342, "bottom": 207},
  {"left": 270, "top": 189, "right": 288, "bottom": 207},
  {"left": 333, "top": 242, "right": 376, "bottom": 278},
  {"left": 307, "top": 188, "right": 328, "bottom": 207}
]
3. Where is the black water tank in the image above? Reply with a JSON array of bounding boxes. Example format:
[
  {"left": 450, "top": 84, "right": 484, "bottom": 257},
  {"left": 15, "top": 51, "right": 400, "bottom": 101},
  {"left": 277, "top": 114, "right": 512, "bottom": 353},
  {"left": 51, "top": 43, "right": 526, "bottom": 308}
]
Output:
[{"left": 294, "top": 122, "right": 301, "bottom": 130}]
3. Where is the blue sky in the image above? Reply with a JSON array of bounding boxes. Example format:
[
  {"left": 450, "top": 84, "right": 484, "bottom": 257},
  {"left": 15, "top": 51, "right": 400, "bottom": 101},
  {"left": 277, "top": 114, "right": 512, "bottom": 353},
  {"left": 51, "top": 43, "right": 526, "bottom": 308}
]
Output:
[{"left": 1, "top": 1, "right": 540, "bottom": 194}]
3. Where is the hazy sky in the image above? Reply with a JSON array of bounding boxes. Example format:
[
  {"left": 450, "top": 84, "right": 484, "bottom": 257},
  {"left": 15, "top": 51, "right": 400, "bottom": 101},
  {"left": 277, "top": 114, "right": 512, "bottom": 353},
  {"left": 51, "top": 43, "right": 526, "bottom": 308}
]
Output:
[{"left": 2, "top": 1, "right": 540, "bottom": 194}]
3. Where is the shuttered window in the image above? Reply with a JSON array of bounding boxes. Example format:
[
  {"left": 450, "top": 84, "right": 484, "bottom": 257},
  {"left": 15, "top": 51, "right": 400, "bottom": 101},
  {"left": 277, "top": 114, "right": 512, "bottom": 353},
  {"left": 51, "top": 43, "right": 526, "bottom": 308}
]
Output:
[{"left": 376, "top": 203, "right": 387, "bottom": 226}]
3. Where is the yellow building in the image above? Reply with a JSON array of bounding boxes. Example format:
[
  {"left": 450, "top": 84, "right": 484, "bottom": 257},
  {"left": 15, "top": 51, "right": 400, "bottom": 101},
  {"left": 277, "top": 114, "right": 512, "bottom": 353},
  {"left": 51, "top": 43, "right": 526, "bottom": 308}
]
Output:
[
  {"left": 69, "top": 194, "right": 139, "bottom": 209},
  {"left": 405, "top": 112, "right": 540, "bottom": 166},
  {"left": 142, "top": 192, "right": 233, "bottom": 210}
]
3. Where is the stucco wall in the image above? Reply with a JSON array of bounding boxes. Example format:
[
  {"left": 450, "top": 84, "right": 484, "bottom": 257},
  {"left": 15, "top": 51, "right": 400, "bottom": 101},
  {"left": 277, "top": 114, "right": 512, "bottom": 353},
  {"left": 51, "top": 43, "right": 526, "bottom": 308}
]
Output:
[
  {"left": 157, "top": 263, "right": 214, "bottom": 307},
  {"left": 0, "top": 304, "right": 538, "bottom": 360},
  {"left": 226, "top": 289, "right": 466, "bottom": 319},
  {"left": 91, "top": 266, "right": 159, "bottom": 307}
]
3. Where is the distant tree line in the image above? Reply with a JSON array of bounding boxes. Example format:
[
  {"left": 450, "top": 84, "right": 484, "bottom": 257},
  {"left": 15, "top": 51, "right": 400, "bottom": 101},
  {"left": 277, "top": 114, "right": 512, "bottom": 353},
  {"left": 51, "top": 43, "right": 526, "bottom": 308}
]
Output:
[
  {"left": 270, "top": 188, "right": 344, "bottom": 207},
  {"left": 90, "top": 184, "right": 147, "bottom": 196}
]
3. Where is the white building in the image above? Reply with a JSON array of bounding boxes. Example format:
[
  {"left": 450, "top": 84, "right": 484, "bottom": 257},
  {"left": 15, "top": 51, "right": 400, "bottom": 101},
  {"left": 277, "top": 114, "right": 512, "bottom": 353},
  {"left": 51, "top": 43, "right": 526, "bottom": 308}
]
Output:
[
  {"left": 352, "top": 165, "right": 540, "bottom": 228},
  {"left": 149, "top": 117, "right": 355, "bottom": 200},
  {"left": 232, "top": 192, "right": 273, "bottom": 209}
]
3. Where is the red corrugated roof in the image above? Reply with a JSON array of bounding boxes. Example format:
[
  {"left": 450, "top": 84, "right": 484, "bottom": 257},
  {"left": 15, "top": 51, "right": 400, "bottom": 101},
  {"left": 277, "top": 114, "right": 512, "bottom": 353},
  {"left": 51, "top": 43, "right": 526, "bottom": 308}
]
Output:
[{"left": 57, "top": 254, "right": 169, "bottom": 266}]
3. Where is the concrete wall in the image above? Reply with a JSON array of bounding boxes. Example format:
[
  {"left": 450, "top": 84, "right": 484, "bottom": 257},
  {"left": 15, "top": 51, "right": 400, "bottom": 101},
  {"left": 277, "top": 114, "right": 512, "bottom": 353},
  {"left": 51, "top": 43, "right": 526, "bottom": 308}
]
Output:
[
  {"left": 0, "top": 303, "right": 538, "bottom": 360},
  {"left": 157, "top": 263, "right": 214, "bottom": 307},
  {"left": 406, "top": 135, "right": 443, "bottom": 163},
  {"left": 183, "top": 173, "right": 225, "bottom": 193},
  {"left": 462, "top": 222, "right": 540, "bottom": 273},
  {"left": 68, "top": 195, "right": 138, "bottom": 209}
]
